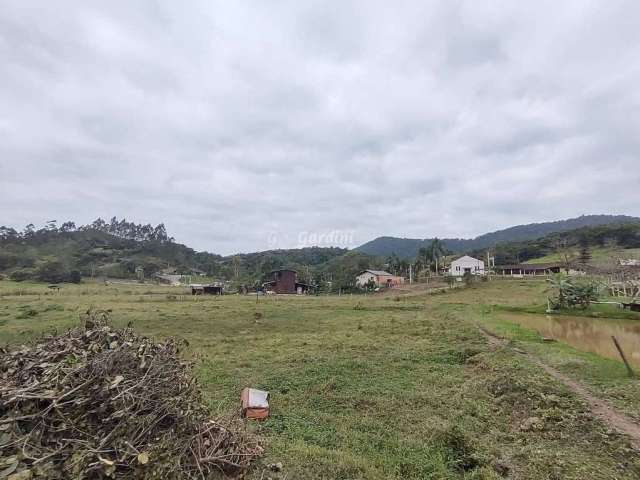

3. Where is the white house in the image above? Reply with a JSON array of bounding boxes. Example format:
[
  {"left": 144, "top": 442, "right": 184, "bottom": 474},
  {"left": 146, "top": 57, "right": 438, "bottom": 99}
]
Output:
[{"left": 449, "top": 255, "right": 485, "bottom": 276}]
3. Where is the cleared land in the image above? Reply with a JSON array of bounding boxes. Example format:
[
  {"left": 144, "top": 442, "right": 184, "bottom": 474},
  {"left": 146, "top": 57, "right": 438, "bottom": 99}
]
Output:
[
  {"left": 2, "top": 279, "right": 640, "bottom": 479},
  {"left": 524, "top": 246, "right": 640, "bottom": 266}
]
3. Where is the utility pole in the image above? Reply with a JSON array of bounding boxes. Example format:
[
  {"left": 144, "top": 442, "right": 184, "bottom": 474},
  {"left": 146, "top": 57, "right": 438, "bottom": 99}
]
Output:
[
  {"left": 486, "top": 251, "right": 491, "bottom": 280},
  {"left": 409, "top": 263, "right": 413, "bottom": 284}
]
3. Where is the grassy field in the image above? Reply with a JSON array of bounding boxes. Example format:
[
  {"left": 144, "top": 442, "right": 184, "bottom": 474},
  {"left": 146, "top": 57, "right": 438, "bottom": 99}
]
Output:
[
  {"left": 524, "top": 246, "right": 640, "bottom": 266},
  {"left": 2, "top": 279, "right": 640, "bottom": 479}
]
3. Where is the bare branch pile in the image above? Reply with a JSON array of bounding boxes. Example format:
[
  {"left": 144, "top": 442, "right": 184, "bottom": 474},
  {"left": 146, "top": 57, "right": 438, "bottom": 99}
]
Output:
[{"left": 0, "top": 312, "right": 262, "bottom": 479}]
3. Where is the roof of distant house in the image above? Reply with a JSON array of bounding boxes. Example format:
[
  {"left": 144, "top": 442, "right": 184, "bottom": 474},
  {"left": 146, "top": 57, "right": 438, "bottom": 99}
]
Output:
[
  {"left": 495, "top": 263, "right": 562, "bottom": 270},
  {"left": 451, "top": 255, "right": 483, "bottom": 263},
  {"left": 359, "top": 269, "right": 393, "bottom": 276},
  {"left": 270, "top": 268, "right": 297, "bottom": 274}
]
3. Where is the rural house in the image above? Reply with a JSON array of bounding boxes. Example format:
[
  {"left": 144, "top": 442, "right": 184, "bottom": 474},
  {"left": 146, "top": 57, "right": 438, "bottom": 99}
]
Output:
[
  {"left": 449, "top": 255, "right": 485, "bottom": 276},
  {"left": 355, "top": 270, "right": 405, "bottom": 288},
  {"left": 263, "top": 269, "right": 312, "bottom": 294}
]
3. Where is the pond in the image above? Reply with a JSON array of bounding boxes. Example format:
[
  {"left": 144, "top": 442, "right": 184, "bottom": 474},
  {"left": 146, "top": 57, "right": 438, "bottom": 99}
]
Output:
[{"left": 497, "top": 312, "right": 640, "bottom": 366}]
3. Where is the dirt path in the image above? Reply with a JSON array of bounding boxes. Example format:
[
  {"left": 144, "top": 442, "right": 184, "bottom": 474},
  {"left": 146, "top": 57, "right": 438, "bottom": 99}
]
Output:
[{"left": 477, "top": 325, "right": 640, "bottom": 449}]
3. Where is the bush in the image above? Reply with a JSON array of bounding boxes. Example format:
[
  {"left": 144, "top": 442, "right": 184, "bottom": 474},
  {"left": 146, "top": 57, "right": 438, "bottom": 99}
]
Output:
[
  {"left": 10, "top": 268, "right": 35, "bottom": 282},
  {"left": 360, "top": 278, "right": 377, "bottom": 292},
  {"left": 36, "top": 260, "right": 69, "bottom": 283},
  {"left": 548, "top": 274, "right": 600, "bottom": 309},
  {"left": 0, "top": 252, "right": 17, "bottom": 270},
  {"left": 69, "top": 270, "right": 82, "bottom": 283},
  {"left": 35, "top": 261, "right": 82, "bottom": 283}
]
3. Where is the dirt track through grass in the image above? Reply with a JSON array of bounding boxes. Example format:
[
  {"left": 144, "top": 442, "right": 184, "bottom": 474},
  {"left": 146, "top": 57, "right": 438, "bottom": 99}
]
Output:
[{"left": 478, "top": 323, "right": 640, "bottom": 449}]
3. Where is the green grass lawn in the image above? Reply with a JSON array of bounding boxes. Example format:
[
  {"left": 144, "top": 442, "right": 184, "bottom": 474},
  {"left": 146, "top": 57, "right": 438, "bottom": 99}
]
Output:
[
  {"left": 1, "top": 279, "right": 640, "bottom": 479},
  {"left": 525, "top": 246, "right": 640, "bottom": 266}
]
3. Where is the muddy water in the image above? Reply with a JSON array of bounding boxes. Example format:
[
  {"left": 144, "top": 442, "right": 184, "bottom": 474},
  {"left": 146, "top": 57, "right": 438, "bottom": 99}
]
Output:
[{"left": 498, "top": 312, "right": 640, "bottom": 366}]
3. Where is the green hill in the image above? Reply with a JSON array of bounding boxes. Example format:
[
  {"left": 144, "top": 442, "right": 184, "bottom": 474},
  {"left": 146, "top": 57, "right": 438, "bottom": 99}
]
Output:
[
  {"left": 0, "top": 218, "right": 370, "bottom": 287},
  {"left": 475, "top": 222, "right": 640, "bottom": 266},
  {"left": 356, "top": 215, "right": 640, "bottom": 258},
  {"left": 0, "top": 219, "right": 220, "bottom": 282}
]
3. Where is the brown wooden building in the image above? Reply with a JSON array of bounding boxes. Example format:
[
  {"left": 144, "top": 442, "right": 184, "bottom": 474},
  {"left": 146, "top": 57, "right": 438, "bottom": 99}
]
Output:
[{"left": 263, "top": 269, "right": 312, "bottom": 294}]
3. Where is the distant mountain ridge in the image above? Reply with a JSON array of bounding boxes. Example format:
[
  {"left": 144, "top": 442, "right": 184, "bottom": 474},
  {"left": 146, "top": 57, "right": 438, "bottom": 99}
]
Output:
[{"left": 355, "top": 215, "right": 640, "bottom": 258}]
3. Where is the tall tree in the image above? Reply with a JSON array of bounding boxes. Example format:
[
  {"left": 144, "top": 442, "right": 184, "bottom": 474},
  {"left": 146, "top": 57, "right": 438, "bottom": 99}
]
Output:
[
  {"left": 427, "top": 238, "right": 446, "bottom": 273},
  {"left": 578, "top": 236, "right": 592, "bottom": 268},
  {"left": 416, "top": 247, "right": 431, "bottom": 275},
  {"left": 554, "top": 238, "right": 577, "bottom": 273}
]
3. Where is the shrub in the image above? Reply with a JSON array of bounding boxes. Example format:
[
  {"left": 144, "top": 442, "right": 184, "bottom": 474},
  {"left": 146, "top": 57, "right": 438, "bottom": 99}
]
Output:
[
  {"left": 36, "top": 260, "right": 68, "bottom": 283},
  {"left": 69, "top": 270, "right": 82, "bottom": 283},
  {"left": 35, "top": 261, "right": 82, "bottom": 283},
  {"left": 0, "top": 252, "right": 17, "bottom": 270},
  {"left": 361, "top": 278, "right": 377, "bottom": 292},
  {"left": 10, "top": 268, "right": 35, "bottom": 282},
  {"left": 548, "top": 274, "right": 600, "bottom": 309}
]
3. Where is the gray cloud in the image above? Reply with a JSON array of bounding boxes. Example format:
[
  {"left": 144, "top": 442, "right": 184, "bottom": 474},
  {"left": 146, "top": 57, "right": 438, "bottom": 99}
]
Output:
[{"left": 1, "top": 0, "right": 639, "bottom": 254}]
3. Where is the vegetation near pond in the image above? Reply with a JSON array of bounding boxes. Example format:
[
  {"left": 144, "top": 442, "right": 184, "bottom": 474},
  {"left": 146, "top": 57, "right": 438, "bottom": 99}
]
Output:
[{"left": 547, "top": 274, "right": 601, "bottom": 310}]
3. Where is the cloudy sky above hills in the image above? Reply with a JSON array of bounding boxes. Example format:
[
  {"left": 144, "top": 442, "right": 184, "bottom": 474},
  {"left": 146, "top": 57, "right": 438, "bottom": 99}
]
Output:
[{"left": 1, "top": 1, "right": 639, "bottom": 254}]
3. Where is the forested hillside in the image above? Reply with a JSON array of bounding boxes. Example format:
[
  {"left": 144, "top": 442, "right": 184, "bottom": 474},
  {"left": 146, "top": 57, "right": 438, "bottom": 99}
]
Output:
[
  {"left": 0, "top": 218, "right": 377, "bottom": 287},
  {"left": 479, "top": 222, "right": 640, "bottom": 265},
  {"left": 0, "top": 218, "right": 221, "bottom": 283},
  {"left": 356, "top": 215, "right": 640, "bottom": 258}
]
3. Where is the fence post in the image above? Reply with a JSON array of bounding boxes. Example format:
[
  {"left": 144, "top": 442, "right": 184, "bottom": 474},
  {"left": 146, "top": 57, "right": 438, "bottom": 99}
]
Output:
[{"left": 612, "top": 336, "right": 635, "bottom": 378}]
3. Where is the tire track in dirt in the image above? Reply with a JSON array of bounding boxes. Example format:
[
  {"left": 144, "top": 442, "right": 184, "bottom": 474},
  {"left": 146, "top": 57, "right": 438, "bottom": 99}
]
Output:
[{"left": 477, "top": 324, "right": 640, "bottom": 449}]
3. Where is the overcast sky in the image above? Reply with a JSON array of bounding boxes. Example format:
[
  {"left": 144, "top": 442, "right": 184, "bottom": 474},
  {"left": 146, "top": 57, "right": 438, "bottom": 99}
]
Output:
[{"left": 1, "top": 1, "right": 639, "bottom": 254}]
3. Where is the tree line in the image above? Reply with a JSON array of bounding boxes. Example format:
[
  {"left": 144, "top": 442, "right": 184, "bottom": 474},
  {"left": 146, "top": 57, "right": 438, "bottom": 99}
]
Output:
[
  {"left": 384, "top": 238, "right": 449, "bottom": 278},
  {"left": 0, "top": 217, "right": 173, "bottom": 244},
  {"left": 477, "top": 223, "right": 640, "bottom": 266}
]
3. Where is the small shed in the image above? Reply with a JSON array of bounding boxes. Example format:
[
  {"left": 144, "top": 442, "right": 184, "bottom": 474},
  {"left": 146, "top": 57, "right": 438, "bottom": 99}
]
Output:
[{"left": 191, "top": 284, "right": 223, "bottom": 295}]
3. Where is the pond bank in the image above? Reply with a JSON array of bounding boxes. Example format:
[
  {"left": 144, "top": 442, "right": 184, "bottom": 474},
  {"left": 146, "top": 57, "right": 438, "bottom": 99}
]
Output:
[{"left": 495, "top": 311, "right": 640, "bottom": 367}]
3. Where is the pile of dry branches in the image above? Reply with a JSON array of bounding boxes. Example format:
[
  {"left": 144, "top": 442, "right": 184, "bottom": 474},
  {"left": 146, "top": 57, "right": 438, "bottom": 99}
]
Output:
[{"left": 0, "top": 311, "right": 262, "bottom": 479}]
